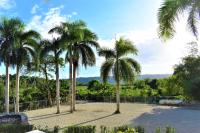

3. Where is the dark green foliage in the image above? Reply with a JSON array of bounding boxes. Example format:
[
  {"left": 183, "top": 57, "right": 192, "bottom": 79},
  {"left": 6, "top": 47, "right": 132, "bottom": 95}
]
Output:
[
  {"left": 158, "top": 0, "right": 200, "bottom": 40},
  {"left": 0, "top": 75, "right": 69, "bottom": 112},
  {"left": 113, "top": 125, "right": 129, "bottom": 132},
  {"left": 0, "top": 124, "right": 33, "bottom": 133},
  {"left": 64, "top": 125, "right": 96, "bottom": 133},
  {"left": 100, "top": 125, "right": 145, "bottom": 133},
  {"left": 166, "top": 126, "right": 175, "bottom": 133},
  {"left": 174, "top": 55, "right": 200, "bottom": 101},
  {"left": 0, "top": 74, "right": 185, "bottom": 112},
  {"left": 156, "top": 76, "right": 183, "bottom": 96},
  {"left": 155, "top": 127, "right": 161, "bottom": 133},
  {"left": 87, "top": 80, "right": 101, "bottom": 91},
  {"left": 135, "top": 126, "right": 144, "bottom": 133}
]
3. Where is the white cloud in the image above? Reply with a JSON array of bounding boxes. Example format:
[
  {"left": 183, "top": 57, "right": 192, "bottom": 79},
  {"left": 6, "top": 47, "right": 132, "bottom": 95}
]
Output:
[
  {"left": 0, "top": 0, "right": 16, "bottom": 10},
  {"left": 27, "top": 5, "right": 67, "bottom": 39},
  {"left": 97, "top": 17, "right": 199, "bottom": 75},
  {"left": 31, "top": 4, "right": 39, "bottom": 14},
  {"left": 27, "top": 6, "right": 78, "bottom": 40}
]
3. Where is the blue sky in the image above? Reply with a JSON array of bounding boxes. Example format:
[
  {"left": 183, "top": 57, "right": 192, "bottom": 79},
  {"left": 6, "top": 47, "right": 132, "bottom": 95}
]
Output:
[{"left": 0, "top": 0, "right": 197, "bottom": 78}]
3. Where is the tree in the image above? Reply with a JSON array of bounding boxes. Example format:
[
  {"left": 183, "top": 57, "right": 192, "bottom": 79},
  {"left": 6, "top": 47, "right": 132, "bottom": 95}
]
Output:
[
  {"left": 157, "top": 76, "right": 183, "bottom": 96},
  {"left": 174, "top": 55, "right": 200, "bottom": 100},
  {"left": 13, "top": 29, "right": 40, "bottom": 112},
  {"left": 50, "top": 20, "right": 99, "bottom": 112},
  {"left": 87, "top": 80, "right": 101, "bottom": 91},
  {"left": 158, "top": 0, "right": 200, "bottom": 40},
  {"left": 65, "top": 22, "right": 99, "bottom": 111},
  {"left": 99, "top": 37, "right": 140, "bottom": 113},
  {"left": 41, "top": 38, "right": 64, "bottom": 114},
  {"left": 0, "top": 17, "right": 24, "bottom": 113},
  {"left": 38, "top": 55, "right": 54, "bottom": 106}
]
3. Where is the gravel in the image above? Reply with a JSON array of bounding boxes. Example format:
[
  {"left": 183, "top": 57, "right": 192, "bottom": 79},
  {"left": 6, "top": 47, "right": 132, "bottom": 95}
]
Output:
[{"left": 25, "top": 103, "right": 200, "bottom": 133}]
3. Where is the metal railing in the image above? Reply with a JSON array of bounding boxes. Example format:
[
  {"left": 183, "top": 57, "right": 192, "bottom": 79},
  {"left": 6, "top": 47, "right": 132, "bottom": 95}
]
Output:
[{"left": 0, "top": 96, "right": 159, "bottom": 113}]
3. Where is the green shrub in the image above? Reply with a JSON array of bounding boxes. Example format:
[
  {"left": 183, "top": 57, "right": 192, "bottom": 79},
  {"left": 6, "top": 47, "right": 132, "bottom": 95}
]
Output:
[
  {"left": 166, "top": 126, "right": 175, "bottom": 133},
  {"left": 0, "top": 124, "right": 33, "bottom": 133},
  {"left": 114, "top": 125, "right": 129, "bottom": 132},
  {"left": 155, "top": 127, "right": 161, "bottom": 133},
  {"left": 100, "top": 125, "right": 144, "bottom": 133},
  {"left": 135, "top": 126, "right": 144, "bottom": 133},
  {"left": 117, "top": 128, "right": 138, "bottom": 133},
  {"left": 64, "top": 125, "right": 96, "bottom": 133}
]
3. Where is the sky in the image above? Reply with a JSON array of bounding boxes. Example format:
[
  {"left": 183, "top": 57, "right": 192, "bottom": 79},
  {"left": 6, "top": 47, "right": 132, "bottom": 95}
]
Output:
[{"left": 0, "top": 0, "right": 198, "bottom": 78}]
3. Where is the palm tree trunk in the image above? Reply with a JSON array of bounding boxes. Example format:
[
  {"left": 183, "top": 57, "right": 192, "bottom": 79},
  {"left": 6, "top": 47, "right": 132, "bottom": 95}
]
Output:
[
  {"left": 69, "top": 59, "right": 73, "bottom": 113},
  {"left": 5, "top": 63, "right": 9, "bottom": 113},
  {"left": 56, "top": 63, "right": 60, "bottom": 114},
  {"left": 72, "top": 63, "right": 76, "bottom": 111},
  {"left": 44, "top": 64, "right": 52, "bottom": 106},
  {"left": 115, "top": 52, "right": 120, "bottom": 114},
  {"left": 115, "top": 81, "right": 120, "bottom": 114},
  {"left": 15, "top": 65, "right": 20, "bottom": 113}
]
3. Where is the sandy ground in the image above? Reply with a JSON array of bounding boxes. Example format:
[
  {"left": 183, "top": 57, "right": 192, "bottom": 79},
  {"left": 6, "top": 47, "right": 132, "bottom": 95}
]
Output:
[{"left": 25, "top": 103, "right": 200, "bottom": 133}]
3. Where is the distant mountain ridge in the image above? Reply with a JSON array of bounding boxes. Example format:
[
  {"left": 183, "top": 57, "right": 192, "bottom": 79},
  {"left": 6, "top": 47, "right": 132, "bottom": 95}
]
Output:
[{"left": 76, "top": 74, "right": 171, "bottom": 84}]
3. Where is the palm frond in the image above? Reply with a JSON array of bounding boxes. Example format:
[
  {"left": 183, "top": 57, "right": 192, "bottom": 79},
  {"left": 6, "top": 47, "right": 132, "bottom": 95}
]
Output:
[
  {"left": 98, "top": 48, "right": 116, "bottom": 59},
  {"left": 100, "top": 59, "right": 114, "bottom": 83},
  {"left": 158, "top": 0, "right": 191, "bottom": 40},
  {"left": 187, "top": 8, "right": 198, "bottom": 38},
  {"left": 49, "top": 26, "right": 64, "bottom": 34},
  {"left": 21, "top": 30, "right": 41, "bottom": 40},
  {"left": 122, "top": 57, "right": 141, "bottom": 73},
  {"left": 116, "top": 37, "right": 137, "bottom": 57},
  {"left": 117, "top": 59, "right": 135, "bottom": 84}
]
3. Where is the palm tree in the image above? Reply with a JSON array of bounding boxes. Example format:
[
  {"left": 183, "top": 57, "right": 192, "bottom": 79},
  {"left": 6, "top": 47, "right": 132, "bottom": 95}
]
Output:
[
  {"left": 99, "top": 37, "right": 140, "bottom": 114},
  {"left": 41, "top": 38, "right": 64, "bottom": 114},
  {"left": 66, "top": 27, "right": 99, "bottom": 111},
  {"left": 158, "top": 0, "right": 200, "bottom": 40},
  {"left": 50, "top": 20, "right": 99, "bottom": 112},
  {"left": 13, "top": 30, "right": 40, "bottom": 113},
  {"left": 0, "top": 17, "right": 24, "bottom": 113}
]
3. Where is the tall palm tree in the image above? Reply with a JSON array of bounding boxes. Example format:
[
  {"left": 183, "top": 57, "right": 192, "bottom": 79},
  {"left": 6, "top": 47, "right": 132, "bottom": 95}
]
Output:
[
  {"left": 41, "top": 38, "right": 64, "bottom": 114},
  {"left": 0, "top": 17, "right": 24, "bottom": 113},
  {"left": 158, "top": 0, "right": 200, "bottom": 40},
  {"left": 50, "top": 20, "right": 99, "bottom": 112},
  {"left": 13, "top": 30, "right": 40, "bottom": 113},
  {"left": 66, "top": 28, "right": 99, "bottom": 111},
  {"left": 99, "top": 37, "right": 140, "bottom": 114}
]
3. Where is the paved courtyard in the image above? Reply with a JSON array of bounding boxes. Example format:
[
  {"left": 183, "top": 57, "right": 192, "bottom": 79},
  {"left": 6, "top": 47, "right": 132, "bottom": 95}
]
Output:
[{"left": 25, "top": 103, "right": 200, "bottom": 133}]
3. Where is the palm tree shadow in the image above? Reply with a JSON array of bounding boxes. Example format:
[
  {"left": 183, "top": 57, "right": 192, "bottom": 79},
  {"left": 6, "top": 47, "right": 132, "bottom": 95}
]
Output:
[
  {"left": 130, "top": 107, "right": 200, "bottom": 133},
  {"left": 29, "top": 112, "right": 71, "bottom": 121},
  {"left": 75, "top": 114, "right": 115, "bottom": 126}
]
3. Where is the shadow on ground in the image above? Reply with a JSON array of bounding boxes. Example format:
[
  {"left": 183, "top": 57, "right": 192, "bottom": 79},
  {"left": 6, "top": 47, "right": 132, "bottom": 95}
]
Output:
[
  {"left": 130, "top": 107, "right": 200, "bottom": 133},
  {"left": 29, "top": 112, "right": 71, "bottom": 121}
]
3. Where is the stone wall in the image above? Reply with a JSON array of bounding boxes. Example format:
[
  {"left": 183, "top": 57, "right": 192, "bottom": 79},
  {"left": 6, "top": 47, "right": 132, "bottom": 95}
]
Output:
[{"left": 0, "top": 113, "right": 28, "bottom": 124}]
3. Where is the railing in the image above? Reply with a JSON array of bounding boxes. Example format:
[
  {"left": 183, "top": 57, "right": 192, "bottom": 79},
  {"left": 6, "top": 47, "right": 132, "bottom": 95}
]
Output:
[
  {"left": 76, "top": 96, "right": 158, "bottom": 104},
  {"left": 0, "top": 96, "right": 159, "bottom": 113}
]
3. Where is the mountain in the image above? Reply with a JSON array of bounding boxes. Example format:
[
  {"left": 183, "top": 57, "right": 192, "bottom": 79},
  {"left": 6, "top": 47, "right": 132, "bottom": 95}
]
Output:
[{"left": 76, "top": 74, "right": 171, "bottom": 84}]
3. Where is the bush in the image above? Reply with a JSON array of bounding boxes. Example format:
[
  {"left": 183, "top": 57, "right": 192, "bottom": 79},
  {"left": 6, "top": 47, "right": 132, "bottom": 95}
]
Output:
[
  {"left": 64, "top": 125, "right": 96, "bottom": 133},
  {"left": 0, "top": 124, "right": 33, "bottom": 133},
  {"left": 166, "top": 126, "right": 175, "bottom": 133},
  {"left": 63, "top": 125, "right": 175, "bottom": 133},
  {"left": 135, "top": 126, "right": 144, "bottom": 133},
  {"left": 117, "top": 128, "right": 138, "bottom": 133},
  {"left": 100, "top": 125, "right": 144, "bottom": 133}
]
